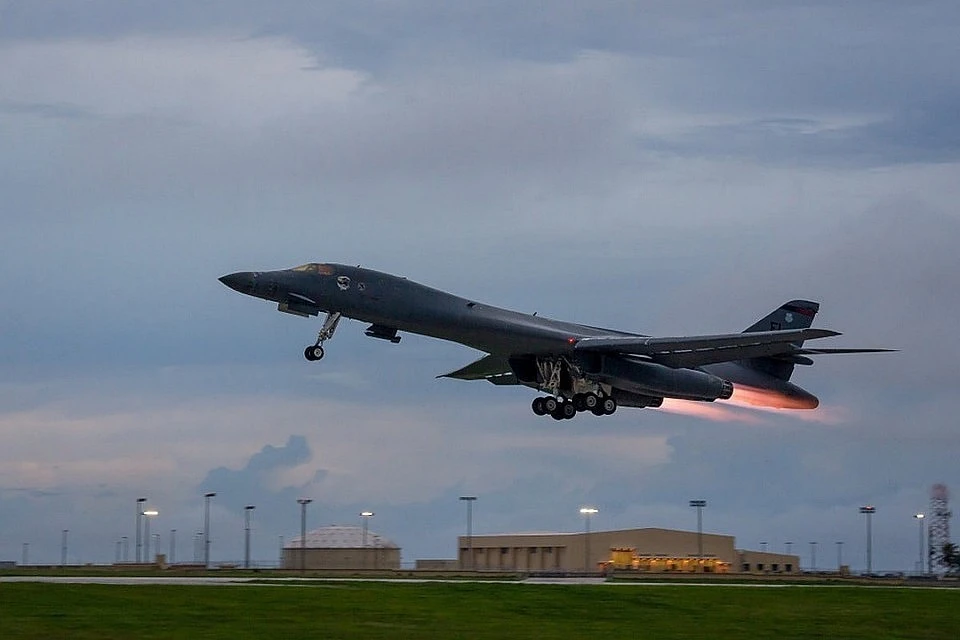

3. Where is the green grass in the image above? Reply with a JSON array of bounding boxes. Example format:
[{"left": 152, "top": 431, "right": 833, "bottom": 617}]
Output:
[{"left": 0, "top": 582, "right": 957, "bottom": 639}]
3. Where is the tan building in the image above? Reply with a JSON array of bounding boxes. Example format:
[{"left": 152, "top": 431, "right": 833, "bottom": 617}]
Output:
[
  {"left": 283, "top": 525, "right": 400, "bottom": 570},
  {"left": 737, "top": 549, "right": 799, "bottom": 574},
  {"left": 458, "top": 527, "right": 799, "bottom": 574}
]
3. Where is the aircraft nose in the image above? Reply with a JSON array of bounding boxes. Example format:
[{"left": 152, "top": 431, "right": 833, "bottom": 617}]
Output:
[{"left": 219, "top": 271, "right": 256, "bottom": 293}]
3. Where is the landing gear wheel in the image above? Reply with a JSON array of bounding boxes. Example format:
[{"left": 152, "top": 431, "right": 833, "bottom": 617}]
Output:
[
  {"left": 542, "top": 397, "right": 559, "bottom": 414},
  {"left": 561, "top": 402, "right": 577, "bottom": 419},
  {"left": 583, "top": 393, "right": 599, "bottom": 410},
  {"left": 572, "top": 394, "right": 586, "bottom": 412},
  {"left": 601, "top": 396, "right": 617, "bottom": 415},
  {"left": 590, "top": 405, "right": 606, "bottom": 417},
  {"left": 304, "top": 345, "right": 325, "bottom": 361},
  {"left": 532, "top": 397, "right": 547, "bottom": 416},
  {"left": 550, "top": 407, "right": 566, "bottom": 420}
]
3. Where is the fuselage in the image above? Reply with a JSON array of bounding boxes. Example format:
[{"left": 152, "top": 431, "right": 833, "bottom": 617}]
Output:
[{"left": 221, "top": 263, "right": 819, "bottom": 410}]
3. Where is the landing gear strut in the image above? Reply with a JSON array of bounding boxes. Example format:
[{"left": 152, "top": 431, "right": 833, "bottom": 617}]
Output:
[{"left": 304, "top": 312, "right": 342, "bottom": 362}]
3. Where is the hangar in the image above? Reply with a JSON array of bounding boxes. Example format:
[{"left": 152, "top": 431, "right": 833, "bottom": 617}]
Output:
[
  {"left": 458, "top": 528, "right": 798, "bottom": 574},
  {"left": 283, "top": 525, "right": 401, "bottom": 570}
]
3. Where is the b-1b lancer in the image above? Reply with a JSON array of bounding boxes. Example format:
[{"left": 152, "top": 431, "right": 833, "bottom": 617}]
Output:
[{"left": 220, "top": 263, "right": 890, "bottom": 420}]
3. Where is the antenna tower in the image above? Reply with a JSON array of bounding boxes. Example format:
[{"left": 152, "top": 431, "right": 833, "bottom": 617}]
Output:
[{"left": 928, "top": 483, "right": 951, "bottom": 573}]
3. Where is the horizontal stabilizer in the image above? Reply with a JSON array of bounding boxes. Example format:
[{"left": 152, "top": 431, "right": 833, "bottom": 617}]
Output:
[
  {"left": 795, "top": 348, "right": 897, "bottom": 355},
  {"left": 439, "top": 354, "right": 512, "bottom": 380}
]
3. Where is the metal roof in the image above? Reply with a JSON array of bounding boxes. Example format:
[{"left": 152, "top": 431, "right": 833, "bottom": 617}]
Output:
[{"left": 286, "top": 525, "right": 398, "bottom": 549}]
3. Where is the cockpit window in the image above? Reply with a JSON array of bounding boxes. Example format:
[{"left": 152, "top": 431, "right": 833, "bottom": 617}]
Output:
[{"left": 292, "top": 263, "right": 334, "bottom": 275}]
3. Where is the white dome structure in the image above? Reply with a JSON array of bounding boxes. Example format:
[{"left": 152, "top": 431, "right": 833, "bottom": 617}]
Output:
[
  {"left": 287, "top": 525, "right": 398, "bottom": 549},
  {"left": 283, "top": 525, "right": 401, "bottom": 571}
]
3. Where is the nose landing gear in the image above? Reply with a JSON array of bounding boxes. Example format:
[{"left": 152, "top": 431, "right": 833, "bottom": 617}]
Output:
[{"left": 304, "top": 312, "right": 342, "bottom": 362}]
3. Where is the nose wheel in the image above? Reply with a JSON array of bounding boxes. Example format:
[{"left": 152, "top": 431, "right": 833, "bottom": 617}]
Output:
[
  {"left": 304, "top": 312, "right": 341, "bottom": 362},
  {"left": 304, "top": 345, "right": 325, "bottom": 361}
]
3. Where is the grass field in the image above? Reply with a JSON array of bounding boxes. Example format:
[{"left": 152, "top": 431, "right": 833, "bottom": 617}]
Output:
[{"left": 1, "top": 581, "right": 957, "bottom": 639}]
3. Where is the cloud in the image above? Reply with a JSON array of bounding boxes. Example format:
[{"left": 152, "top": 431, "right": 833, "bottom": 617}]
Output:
[{"left": 1, "top": 3, "right": 959, "bottom": 571}]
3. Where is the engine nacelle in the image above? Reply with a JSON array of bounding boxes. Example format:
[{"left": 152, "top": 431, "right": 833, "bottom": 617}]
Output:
[{"left": 597, "top": 355, "right": 733, "bottom": 402}]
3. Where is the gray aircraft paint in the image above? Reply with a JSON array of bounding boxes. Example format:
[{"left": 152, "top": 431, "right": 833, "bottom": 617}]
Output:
[{"left": 220, "top": 263, "right": 890, "bottom": 418}]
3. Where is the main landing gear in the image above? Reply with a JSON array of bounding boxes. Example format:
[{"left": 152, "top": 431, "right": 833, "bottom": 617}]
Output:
[
  {"left": 531, "top": 392, "right": 617, "bottom": 420},
  {"left": 304, "top": 312, "right": 342, "bottom": 361}
]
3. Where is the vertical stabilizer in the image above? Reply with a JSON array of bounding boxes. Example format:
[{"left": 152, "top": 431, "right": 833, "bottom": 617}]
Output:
[
  {"left": 742, "top": 300, "right": 820, "bottom": 381},
  {"left": 744, "top": 300, "right": 819, "bottom": 333}
]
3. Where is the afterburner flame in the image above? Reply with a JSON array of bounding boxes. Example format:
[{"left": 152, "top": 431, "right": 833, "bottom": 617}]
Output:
[
  {"left": 727, "top": 385, "right": 818, "bottom": 410},
  {"left": 657, "top": 385, "right": 847, "bottom": 425}
]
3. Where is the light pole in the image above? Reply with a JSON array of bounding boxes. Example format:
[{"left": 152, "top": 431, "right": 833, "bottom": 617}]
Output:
[
  {"left": 153, "top": 533, "right": 160, "bottom": 560},
  {"left": 121, "top": 536, "right": 128, "bottom": 563},
  {"left": 689, "top": 500, "right": 707, "bottom": 571},
  {"left": 297, "top": 498, "right": 312, "bottom": 573},
  {"left": 809, "top": 541, "right": 817, "bottom": 571},
  {"left": 459, "top": 496, "right": 477, "bottom": 570},
  {"left": 360, "top": 511, "right": 374, "bottom": 569},
  {"left": 760, "top": 541, "right": 767, "bottom": 553},
  {"left": 22, "top": 542, "right": 29, "bottom": 566},
  {"left": 785, "top": 541, "right": 793, "bottom": 556},
  {"left": 278, "top": 535, "right": 284, "bottom": 567},
  {"left": 136, "top": 497, "right": 146, "bottom": 563},
  {"left": 579, "top": 507, "right": 598, "bottom": 572},
  {"left": 203, "top": 492, "right": 216, "bottom": 569},
  {"left": 836, "top": 541, "right": 844, "bottom": 570},
  {"left": 143, "top": 510, "right": 158, "bottom": 562},
  {"left": 859, "top": 505, "right": 876, "bottom": 574},
  {"left": 244, "top": 506, "right": 255, "bottom": 569},
  {"left": 61, "top": 529, "right": 68, "bottom": 567},
  {"left": 170, "top": 529, "right": 176, "bottom": 565},
  {"left": 914, "top": 513, "right": 925, "bottom": 574}
]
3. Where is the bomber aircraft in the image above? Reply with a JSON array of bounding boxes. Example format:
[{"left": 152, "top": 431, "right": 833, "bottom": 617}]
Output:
[{"left": 220, "top": 263, "right": 890, "bottom": 420}]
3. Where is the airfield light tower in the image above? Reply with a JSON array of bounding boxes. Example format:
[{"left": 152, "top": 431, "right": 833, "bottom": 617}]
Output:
[
  {"left": 914, "top": 514, "right": 925, "bottom": 574},
  {"left": 579, "top": 507, "right": 599, "bottom": 572},
  {"left": 143, "top": 510, "right": 158, "bottom": 562},
  {"left": 297, "top": 498, "right": 312, "bottom": 573},
  {"left": 360, "top": 511, "right": 375, "bottom": 568},
  {"left": 135, "top": 497, "right": 146, "bottom": 563},
  {"left": 929, "top": 484, "right": 951, "bottom": 573},
  {"left": 203, "top": 492, "right": 216, "bottom": 569},
  {"left": 859, "top": 506, "right": 876, "bottom": 574},
  {"left": 809, "top": 541, "right": 817, "bottom": 571},
  {"left": 836, "top": 541, "right": 844, "bottom": 571},
  {"left": 689, "top": 500, "right": 706, "bottom": 571},
  {"left": 459, "top": 496, "right": 477, "bottom": 570},
  {"left": 61, "top": 529, "right": 68, "bottom": 567},
  {"left": 244, "top": 506, "right": 255, "bottom": 569}
]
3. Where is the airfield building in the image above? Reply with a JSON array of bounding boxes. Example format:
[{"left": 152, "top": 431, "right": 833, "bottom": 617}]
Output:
[
  {"left": 283, "top": 525, "right": 400, "bottom": 570},
  {"left": 458, "top": 528, "right": 798, "bottom": 574}
]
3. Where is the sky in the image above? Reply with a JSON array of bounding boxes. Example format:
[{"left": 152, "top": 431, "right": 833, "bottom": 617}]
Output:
[{"left": 1, "top": 1, "right": 958, "bottom": 571}]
